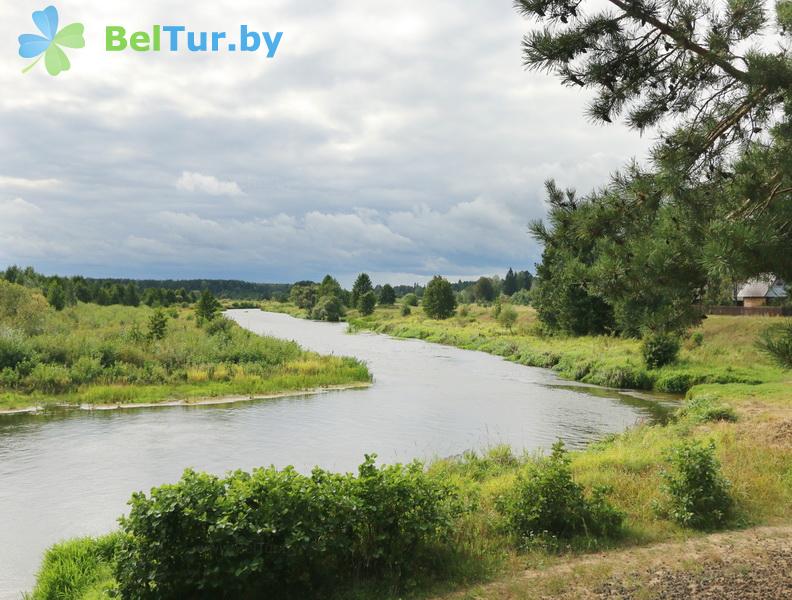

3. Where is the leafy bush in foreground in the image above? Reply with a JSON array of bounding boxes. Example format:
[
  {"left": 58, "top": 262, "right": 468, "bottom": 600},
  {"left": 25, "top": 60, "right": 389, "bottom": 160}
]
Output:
[
  {"left": 641, "top": 332, "right": 681, "bottom": 369},
  {"left": 115, "top": 456, "right": 461, "bottom": 599},
  {"left": 757, "top": 321, "right": 792, "bottom": 369},
  {"left": 658, "top": 440, "right": 733, "bottom": 530},
  {"left": 498, "top": 441, "right": 623, "bottom": 545}
]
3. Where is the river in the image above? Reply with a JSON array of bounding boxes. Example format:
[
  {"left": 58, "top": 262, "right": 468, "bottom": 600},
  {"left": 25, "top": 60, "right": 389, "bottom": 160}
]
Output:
[{"left": 0, "top": 310, "right": 675, "bottom": 598}]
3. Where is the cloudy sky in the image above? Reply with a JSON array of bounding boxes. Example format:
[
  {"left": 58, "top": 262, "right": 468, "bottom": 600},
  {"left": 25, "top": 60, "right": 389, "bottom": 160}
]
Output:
[{"left": 0, "top": 1, "right": 651, "bottom": 285}]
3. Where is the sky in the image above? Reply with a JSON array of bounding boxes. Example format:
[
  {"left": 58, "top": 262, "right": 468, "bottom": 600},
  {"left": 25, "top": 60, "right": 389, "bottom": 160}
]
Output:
[{"left": 0, "top": 0, "right": 652, "bottom": 286}]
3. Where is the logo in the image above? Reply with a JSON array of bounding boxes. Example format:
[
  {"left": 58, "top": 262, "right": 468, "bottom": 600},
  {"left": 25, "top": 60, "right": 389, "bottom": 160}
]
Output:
[{"left": 19, "top": 6, "right": 85, "bottom": 76}]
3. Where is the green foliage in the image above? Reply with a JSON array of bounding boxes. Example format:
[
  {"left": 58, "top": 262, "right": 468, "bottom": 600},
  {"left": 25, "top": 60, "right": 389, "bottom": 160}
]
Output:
[
  {"left": 400, "top": 305, "right": 412, "bottom": 317},
  {"left": 677, "top": 395, "right": 738, "bottom": 423},
  {"left": 642, "top": 333, "right": 681, "bottom": 369},
  {"left": 290, "top": 282, "right": 318, "bottom": 311},
  {"left": 423, "top": 276, "right": 458, "bottom": 320},
  {"left": 311, "top": 295, "right": 344, "bottom": 322},
  {"left": 0, "top": 328, "right": 37, "bottom": 371},
  {"left": 473, "top": 277, "right": 496, "bottom": 304},
  {"left": 27, "top": 534, "right": 119, "bottom": 600},
  {"left": 195, "top": 290, "right": 221, "bottom": 324},
  {"left": 510, "top": 289, "right": 532, "bottom": 306},
  {"left": 351, "top": 273, "right": 374, "bottom": 309},
  {"left": 658, "top": 440, "right": 734, "bottom": 530},
  {"left": 402, "top": 293, "right": 419, "bottom": 307},
  {"left": 503, "top": 268, "right": 518, "bottom": 296},
  {"left": 497, "top": 304, "right": 518, "bottom": 331},
  {"left": 379, "top": 284, "right": 396, "bottom": 306},
  {"left": 0, "top": 280, "right": 50, "bottom": 335},
  {"left": 756, "top": 320, "right": 792, "bottom": 369},
  {"left": 115, "top": 456, "right": 461, "bottom": 598},
  {"left": 147, "top": 310, "right": 168, "bottom": 341},
  {"left": 47, "top": 281, "right": 67, "bottom": 311},
  {"left": 498, "top": 442, "right": 623, "bottom": 545},
  {"left": 359, "top": 291, "right": 377, "bottom": 316},
  {"left": 317, "top": 275, "right": 344, "bottom": 302}
]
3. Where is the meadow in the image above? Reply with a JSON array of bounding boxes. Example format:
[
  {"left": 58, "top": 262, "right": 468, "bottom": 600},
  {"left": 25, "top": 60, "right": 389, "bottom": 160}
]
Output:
[{"left": 0, "top": 283, "right": 370, "bottom": 412}]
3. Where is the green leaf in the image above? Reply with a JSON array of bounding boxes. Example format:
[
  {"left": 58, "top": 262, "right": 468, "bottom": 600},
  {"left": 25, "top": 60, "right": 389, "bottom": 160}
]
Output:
[
  {"left": 54, "top": 23, "right": 85, "bottom": 49},
  {"left": 45, "top": 44, "right": 71, "bottom": 76}
]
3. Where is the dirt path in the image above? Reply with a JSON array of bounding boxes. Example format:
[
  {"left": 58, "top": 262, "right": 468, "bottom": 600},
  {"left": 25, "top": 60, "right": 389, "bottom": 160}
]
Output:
[{"left": 436, "top": 526, "right": 792, "bottom": 599}]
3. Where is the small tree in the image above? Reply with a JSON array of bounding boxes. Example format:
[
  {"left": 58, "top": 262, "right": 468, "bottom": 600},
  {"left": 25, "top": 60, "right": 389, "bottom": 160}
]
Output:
[
  {"left": 47, "top": 281, "right": 66, "bottom": 311},
  {"left": 498, "top": 304, "right": 518, "bottom": 332},
  {"left": 402, "top": 293, "right": 419, "bottom": 307},
  {"left": 642, "top": 332, "right": 681, "bottom": 369},
  {"left": 423, "top": 276, "right": 457, "bottom": 320},
  {"left": 318, "top": 275, "right": 344, "bottom": 302},
  {"left": 351, "top": 273, "right": 373, "bottom": 308},
  {"left": 473, "top": 277, "right": 496, "bottom": 304},
  {"left": 503, "top": 268, "right": 518, "bottom": 296},
  {"left": 290, "top": 282, "right": 318, "bottom": 311},
  {"left": 379, "top": 284, "right": 396, "bottom": 306},
  {"left": 196, "top": 290, "right": 221, "bottom": 324},
  {"left": 147, "top": 310, "right": 168, "bottom": 341},
  {"left": 359, "top": 291, "right": 377, "bottom": 316},
  {"left": 311, "top": 296, "right": 344, "bottom": 322}
]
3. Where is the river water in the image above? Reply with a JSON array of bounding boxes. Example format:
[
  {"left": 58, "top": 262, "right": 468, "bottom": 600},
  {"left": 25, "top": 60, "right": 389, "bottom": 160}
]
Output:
[{"left": 0, "top": 310, "right": 675, "bottom": 597}]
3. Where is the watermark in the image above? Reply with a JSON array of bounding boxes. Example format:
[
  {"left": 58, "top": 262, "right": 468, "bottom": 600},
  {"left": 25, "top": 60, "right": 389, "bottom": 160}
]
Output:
[
  {"left": 18, "top": 5, "right": 284, "bottom": 77},
  {"left": 106, "top": 26, "right": 283, "bottom": 57},
  {"left": 18, "top": 6, "right": 85, "bottom": 76}
]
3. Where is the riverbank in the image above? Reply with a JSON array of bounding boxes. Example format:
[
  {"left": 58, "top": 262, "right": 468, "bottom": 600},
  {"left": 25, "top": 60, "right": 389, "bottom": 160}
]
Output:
[
  {"left": 0, "top": 295, "right": 371, "bottom": 413},
  {"left": 344, "top": 304, "right": 786, "bottom": 394}
]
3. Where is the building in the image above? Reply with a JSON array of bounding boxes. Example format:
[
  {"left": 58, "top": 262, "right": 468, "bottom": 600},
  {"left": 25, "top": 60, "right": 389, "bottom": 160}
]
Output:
[{"left": 737, "top": 276, "right": 788, "bottom": 308}]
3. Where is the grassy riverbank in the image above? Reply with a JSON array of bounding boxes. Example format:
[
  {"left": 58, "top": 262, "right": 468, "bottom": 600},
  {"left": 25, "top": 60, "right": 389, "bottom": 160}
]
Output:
[
  {"left": 346, "top": 304, "right": 786, "bottom": 394},
  {"left": 0, "top": 289, "right": 370, "bottom": 412}
]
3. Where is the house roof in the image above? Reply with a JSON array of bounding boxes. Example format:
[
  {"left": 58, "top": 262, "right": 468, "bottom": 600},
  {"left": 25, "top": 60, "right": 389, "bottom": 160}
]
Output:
[{"left": 737, "top": 276, "right": 788, "bottom": 299}]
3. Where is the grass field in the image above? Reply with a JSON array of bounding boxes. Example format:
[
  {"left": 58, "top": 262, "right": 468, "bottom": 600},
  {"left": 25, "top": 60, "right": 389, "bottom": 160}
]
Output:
[{"left": 0, "top": 290, "right": 370, "bottom": 412}]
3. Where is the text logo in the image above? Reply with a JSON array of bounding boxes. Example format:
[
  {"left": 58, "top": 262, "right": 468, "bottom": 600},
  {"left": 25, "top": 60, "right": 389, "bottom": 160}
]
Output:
[
  {"left": 106, "top": 26, "right": 283, "bottom": 57},
  {"left": 19, "top": 6, "right": 85, "bottom": 76}
]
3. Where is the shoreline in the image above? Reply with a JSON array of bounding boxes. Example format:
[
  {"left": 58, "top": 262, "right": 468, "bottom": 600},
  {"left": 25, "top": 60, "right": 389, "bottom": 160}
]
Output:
[{"left": 0, "top": 382, "right": 371, "bottom": 416}]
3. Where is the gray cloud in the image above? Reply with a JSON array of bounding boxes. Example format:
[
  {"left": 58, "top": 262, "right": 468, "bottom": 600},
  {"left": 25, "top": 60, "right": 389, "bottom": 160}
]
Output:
[{"left": 0, "top": 0, "right": 651, "bottom": 284}]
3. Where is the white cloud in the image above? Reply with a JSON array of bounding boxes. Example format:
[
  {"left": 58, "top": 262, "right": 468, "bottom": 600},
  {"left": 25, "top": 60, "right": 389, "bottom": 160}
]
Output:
[
  {"left": 0, "top": 197, "right": 42, "bottom": 217},
  {"left": 0, "top": 176, "right": 60, "bottom": 190},
  {"left": 175, "top": 172, "right": 244, "bottom": 197}
]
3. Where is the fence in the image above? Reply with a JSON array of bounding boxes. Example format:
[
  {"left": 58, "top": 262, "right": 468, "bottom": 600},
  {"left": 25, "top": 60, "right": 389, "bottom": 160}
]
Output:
[{"left": 700, "top": 305, "right": 792, "bottom": 317}]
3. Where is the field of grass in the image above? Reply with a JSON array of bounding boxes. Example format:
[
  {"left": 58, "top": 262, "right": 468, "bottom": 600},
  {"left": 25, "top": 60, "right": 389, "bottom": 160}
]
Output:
[
  {"left": 346, "top": 304, "right": 786, "bottom": 394},
  {"left": 0, "top": 288, "right": 370, "bottom": 412}
]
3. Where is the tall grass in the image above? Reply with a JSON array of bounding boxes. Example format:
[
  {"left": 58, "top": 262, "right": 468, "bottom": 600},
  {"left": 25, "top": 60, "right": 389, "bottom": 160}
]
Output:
[{"left": 1, "top": 303, "right": 370, "bottom": 411}]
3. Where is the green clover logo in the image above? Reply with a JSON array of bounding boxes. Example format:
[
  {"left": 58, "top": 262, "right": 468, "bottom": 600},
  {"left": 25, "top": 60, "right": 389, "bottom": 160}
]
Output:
[{"left": 19, "top": 6, "right": 85, "bottom": 76}]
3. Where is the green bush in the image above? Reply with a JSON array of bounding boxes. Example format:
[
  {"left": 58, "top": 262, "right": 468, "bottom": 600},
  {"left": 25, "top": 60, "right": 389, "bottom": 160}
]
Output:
[
  {"left": 658, "top": 440, "right": 733, "bottom": 530},
  {"left": 423, "top": 277, "right": 457, "bottom": 320},
  {"left": 204, "top": 316, "right": 234, "bottom": 336},
  {"left": 511, "top": 289, "right": 532, "bottom": 306},
  {"left": 311, "top": 295, "right": 344, "bottom": 322},
  {"left": 115, "top": 456, "right": 461, "bottom": 598},
  {"left": 400, "top": 305, "right": 412, "bottom": 317},
  {"left": 641, "top": 333, "right": 681, "bottom": 368},
  {"left": 757, "top": 321, "right": 792, "bottom": 369},
  {"left": 678, "top": 395, "right": 737, "bottom": 423},
  {"left": 402, "top": 293, "right": 419, "bottom": 307},
  {"left": 359, "top": 291, "right": 377, "bottom": 316},
  {"left": 0, "top": 328, "right": 38, "bottom": 371},
  {"left": 25, "top": 363, "right": 73, "bottom": 394},
  {"left": 498, "top": 442, "right": 623, "bottom": 545}
]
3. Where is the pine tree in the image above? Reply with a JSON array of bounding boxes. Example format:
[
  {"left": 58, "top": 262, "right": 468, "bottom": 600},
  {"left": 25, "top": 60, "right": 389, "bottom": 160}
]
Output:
[
  {"left": 503, "top": 268, "right": 518, "bottom": 296},
  {"left": 196, "top": 290, "right": 222, "bottom": 324},
  {"left": 379, "top": 284, "right": 396, "bottom": 306},
  {"left": 351, "top": 273, "right": 373, "bottom": 308}
]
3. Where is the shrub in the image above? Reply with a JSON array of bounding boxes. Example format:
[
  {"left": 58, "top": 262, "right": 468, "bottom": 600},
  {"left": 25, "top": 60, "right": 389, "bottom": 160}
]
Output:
[
  {"left": 402, "top": 293, "right": 419, "bottom": 307},
  {"left": 70, "top": 356, "right": 104, "bottom": 385},
  {"left": 511, "top": 289, "right": 532, "bottom": 306},
  {"left": 378, "top": 284, "right": 396, "bottom": 306},
  {"left": 26, "top": 363, "right": 73, "bottom": 394},
  {"left": 641, "top": 332, "right": 681, "bottom": 368},
  {"left": 0, "top": 328, "right": 37, "bottom": 371},
  {"left": 400, "top": 305, "right": 412, "bottom": 317},
  {"left": 757, "top": 321, "right": 792, "bottom": 369},
  {"left": 147, "top": 310, "right": 168, "bottom": 341},
  {"left": 423, "top": 277, "right": 457, "bottom": 320},
  {"left": 115, "top": 456, "right": 461, "bottom": 598},
  {"left": 690, "top": 331, "right": 704, "bottom": 347},
  {"left": 311, "top": 295, "right": 345, "bottom": 322},
  {"left": 658, "top": 440, "right": 733, "bottom": 530},
  {"left": 204, "top": 316, "right": 234, "bottom": 336},
  {"left": 498, "top": 441, "right": 623, "bottom": 545},
  {"left": 497, "top": 305, "right": 518, "bottom": 331},
  {"left": 678, "top": 395, "right": 737, "bottom": 423},
  {"left": 359, "top": 291, "right": 377, "bottom": 316}
]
